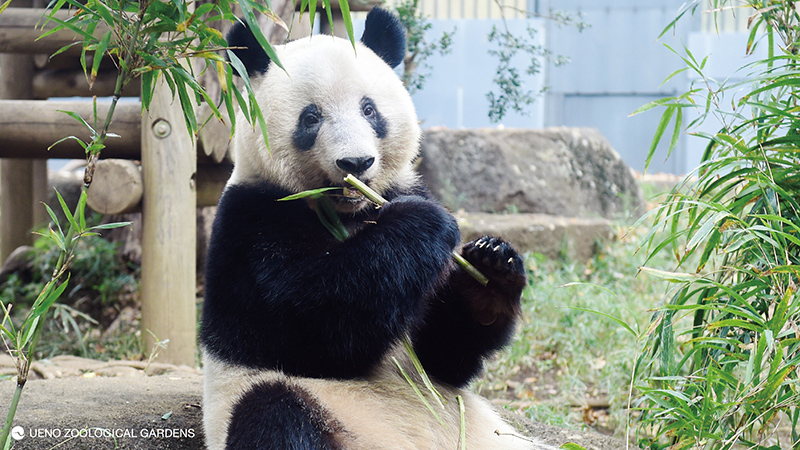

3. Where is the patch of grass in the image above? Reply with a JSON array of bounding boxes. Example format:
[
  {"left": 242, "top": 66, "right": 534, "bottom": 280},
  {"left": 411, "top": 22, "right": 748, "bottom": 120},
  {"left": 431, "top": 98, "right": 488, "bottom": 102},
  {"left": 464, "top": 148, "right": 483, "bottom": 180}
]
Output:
[{"left": 479, "top": 217, "right": 677, "bottom": 437}]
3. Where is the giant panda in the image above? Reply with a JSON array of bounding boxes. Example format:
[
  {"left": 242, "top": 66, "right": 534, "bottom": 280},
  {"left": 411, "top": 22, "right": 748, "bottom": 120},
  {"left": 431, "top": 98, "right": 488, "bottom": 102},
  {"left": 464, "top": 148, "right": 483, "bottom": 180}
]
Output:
[{"left": 200, "top": 7, "right": 557, "bottom": 450}]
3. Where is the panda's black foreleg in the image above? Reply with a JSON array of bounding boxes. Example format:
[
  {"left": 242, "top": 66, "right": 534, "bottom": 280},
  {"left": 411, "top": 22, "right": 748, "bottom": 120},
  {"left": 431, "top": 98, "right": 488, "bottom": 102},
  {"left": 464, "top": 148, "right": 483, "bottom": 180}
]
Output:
[
  {"left": 225, "top": 380, "right": 342, "bottom": 450},
  {"left": 413, "top": 236, "right": 526, "bottom": 388}
]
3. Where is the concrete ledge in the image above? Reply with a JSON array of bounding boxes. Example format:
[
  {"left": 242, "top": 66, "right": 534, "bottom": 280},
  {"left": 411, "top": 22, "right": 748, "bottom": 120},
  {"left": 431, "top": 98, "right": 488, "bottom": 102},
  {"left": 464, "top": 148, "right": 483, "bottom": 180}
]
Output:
[
  {"left": 0, "top": 373, "right": 630, "bottom": 450},
  {"left": 2, "top": 375, "right": 203, "bottom": 450},
  {"left": 457, "top": 212, "right": 615, "bottom": 261}
]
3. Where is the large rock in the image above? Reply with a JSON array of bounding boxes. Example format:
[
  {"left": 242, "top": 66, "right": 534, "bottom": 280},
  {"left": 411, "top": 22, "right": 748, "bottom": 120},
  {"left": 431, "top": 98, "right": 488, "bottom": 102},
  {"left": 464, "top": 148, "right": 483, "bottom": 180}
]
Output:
[{"left": 419, "top": 127, "right": 645, "bottom": 219}]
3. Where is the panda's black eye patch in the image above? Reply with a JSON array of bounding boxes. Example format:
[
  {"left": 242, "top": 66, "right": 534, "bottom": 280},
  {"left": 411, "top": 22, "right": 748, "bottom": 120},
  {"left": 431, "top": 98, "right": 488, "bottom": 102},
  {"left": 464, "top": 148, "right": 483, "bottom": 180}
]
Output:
[
  {"left": 361, "top": 97, "right": 387, "bottom": 139},
  {"left": 294, "top": 104, "right": 323, "bottom": 151}
]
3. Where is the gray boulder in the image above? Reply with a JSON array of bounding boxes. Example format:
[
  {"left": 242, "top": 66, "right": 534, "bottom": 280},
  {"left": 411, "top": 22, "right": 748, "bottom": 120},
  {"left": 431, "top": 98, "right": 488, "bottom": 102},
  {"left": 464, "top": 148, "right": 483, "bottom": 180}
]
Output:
[{"left": 419, "top": 127, "right": 645, "bottom": 219}]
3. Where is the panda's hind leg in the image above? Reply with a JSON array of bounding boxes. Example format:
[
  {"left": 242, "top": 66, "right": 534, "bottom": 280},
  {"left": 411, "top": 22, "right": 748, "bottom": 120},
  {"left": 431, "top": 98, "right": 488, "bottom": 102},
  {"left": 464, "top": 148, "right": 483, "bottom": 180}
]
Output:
[{"left": 225, "top": 380, "right": 343, "bottom": 450}]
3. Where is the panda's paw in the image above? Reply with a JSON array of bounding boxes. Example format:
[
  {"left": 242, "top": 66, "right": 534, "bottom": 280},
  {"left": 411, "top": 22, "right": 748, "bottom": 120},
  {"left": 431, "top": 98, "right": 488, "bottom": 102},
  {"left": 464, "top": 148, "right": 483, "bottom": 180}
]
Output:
[{"left": 461, "top": 236, "right": 526, "bottom": 299}]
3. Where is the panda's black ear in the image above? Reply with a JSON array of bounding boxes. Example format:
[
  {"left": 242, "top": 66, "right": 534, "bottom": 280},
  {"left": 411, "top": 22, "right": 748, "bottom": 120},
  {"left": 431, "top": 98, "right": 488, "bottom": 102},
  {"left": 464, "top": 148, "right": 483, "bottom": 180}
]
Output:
[
  {"left": 226, "top": 20, "right": 271, "bottom": 77},
  {"left": 360, "top": 8, "right": 406, "bottom": 69}
]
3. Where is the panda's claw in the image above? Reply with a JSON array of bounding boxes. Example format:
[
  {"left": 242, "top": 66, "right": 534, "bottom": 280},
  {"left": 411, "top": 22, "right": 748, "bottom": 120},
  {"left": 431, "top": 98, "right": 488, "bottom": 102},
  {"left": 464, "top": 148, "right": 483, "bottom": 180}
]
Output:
[{"left": 461, "top": 236, "right": 525, "bottom": 286}]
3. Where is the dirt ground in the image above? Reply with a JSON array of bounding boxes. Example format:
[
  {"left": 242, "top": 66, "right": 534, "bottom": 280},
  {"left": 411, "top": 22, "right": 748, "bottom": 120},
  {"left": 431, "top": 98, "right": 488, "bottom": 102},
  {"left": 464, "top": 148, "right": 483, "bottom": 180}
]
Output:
[{"left": 0, "top": 355, "right": 630, "bottom": 449}]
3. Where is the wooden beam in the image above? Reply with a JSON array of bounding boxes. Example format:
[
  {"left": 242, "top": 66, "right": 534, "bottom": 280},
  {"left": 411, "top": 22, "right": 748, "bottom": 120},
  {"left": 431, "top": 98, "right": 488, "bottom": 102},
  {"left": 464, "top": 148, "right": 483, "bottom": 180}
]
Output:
[
  {"left": 0, "top": 8, "right": 108, "bottom": 55},
  {"left": 33, "top": 68, "right": 141, "bottom": 99},
  {"left": 0, "top": 100, "right": 227, "bottom": 160},
  {"left": 0, "top": 100, "right": 141, "bottom": 159},
  {"left": 140, "top": 76, "right": 197, "bottom": 366}
]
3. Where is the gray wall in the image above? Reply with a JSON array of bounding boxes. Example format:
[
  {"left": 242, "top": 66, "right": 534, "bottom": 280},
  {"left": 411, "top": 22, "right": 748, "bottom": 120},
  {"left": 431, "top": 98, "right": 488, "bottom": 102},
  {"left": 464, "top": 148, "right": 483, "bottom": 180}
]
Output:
[
  {"left": 361, "top": 2, "right": 762, "bottom": 175},
  {"left": 407, "top": 19, "right": 547, "bottom": 130},
  {"left": 535, "top": 0, "right": 696, "bottom": 174}
]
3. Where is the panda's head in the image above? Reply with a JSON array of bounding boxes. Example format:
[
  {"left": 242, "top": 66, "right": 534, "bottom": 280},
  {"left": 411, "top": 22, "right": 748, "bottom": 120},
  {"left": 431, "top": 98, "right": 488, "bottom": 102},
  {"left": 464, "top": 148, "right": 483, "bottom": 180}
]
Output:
[{"left": 227, "top": 8, "right": 419, "bottom": 213}]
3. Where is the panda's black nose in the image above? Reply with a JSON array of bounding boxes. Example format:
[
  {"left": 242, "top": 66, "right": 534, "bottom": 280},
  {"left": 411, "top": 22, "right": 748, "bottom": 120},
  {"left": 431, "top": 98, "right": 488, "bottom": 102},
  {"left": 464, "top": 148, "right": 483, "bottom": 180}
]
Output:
[{"left": 336, "top": 156, "right": 375, "bottom": 175}]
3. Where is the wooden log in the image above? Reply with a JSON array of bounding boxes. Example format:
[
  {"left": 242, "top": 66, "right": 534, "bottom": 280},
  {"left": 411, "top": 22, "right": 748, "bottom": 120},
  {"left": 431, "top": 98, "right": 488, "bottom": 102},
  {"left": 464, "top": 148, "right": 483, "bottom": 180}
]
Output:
[
  {"left": 86, "top": 159, "right": 143, "bottom": 215},
  {"left": 83, "top": 161, "right": 229, "bottom": 214},
  {"left": 0, "top": 8, "right": 108, "bottom": 55},
  {"left": 0, "top": 100, "right": 141, "bottom": 159},
  {"left": 33, "top": 68, "right": 141, "bottom": 99},
  {"left": 140, "top": 76, "right": 197, "bottom": 366}
]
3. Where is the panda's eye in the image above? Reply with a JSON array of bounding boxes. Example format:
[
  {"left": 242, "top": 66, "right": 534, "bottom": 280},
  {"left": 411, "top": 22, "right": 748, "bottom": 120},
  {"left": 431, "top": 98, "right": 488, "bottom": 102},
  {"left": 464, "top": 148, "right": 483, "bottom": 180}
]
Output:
[
  {"left": 360, "top": 97, "right": 387, "bottom": 139},
  {"left": 303, "top": 112, "right": 320, "bottom": 128},
  {"left": 362, "top": 103, "right": 375, "bottom": 117}
]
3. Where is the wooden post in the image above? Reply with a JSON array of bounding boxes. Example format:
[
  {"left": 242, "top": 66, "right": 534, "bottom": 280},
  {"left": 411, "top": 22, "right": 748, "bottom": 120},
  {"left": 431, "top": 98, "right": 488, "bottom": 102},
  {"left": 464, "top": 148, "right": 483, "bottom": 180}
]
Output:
[
  {"left": 0, "top": 0, "right": 36, "bottom": 263},
  {"left": 140, "top": 77, "right": 197, "bottom": 366},
  {"left": 31, "top": 160, "right": 48, "bottom": 228}
]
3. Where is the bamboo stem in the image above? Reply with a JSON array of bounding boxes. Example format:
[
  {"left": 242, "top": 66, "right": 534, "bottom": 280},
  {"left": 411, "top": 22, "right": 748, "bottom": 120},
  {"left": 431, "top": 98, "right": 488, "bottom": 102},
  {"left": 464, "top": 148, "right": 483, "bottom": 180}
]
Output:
[
  {"left": 0, "top": 380, "right": 24, "bottom": 446},
  {"left": 343, "top": 174, "right": 489, "bottom": 287}
]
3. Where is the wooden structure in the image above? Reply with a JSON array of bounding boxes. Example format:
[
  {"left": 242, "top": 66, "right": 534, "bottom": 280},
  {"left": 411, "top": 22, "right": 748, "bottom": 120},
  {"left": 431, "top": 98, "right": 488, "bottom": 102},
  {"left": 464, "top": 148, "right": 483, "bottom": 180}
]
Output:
[
  {"left": 0, "top": 5, "right": 207, "bottom": 366},
  {"left": 0, "top": 2, "right": 377, "bottom": 365}
]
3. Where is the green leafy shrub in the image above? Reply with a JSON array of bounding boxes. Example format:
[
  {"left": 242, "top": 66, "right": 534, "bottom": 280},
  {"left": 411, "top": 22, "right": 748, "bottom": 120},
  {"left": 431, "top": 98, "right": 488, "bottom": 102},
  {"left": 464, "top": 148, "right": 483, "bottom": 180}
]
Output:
[
  {"left": 2, "top": 231, "right": 137, "bottom": 309},
  {"left": 632, "top": 1, "right": 800, "bottom": 448}
]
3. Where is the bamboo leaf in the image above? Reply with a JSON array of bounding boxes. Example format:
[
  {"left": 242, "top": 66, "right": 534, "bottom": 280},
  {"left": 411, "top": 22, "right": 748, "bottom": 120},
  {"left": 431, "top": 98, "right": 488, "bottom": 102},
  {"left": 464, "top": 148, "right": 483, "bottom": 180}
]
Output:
[
  {"left": 391, "top": 356, "right": 446, "bottom": 427},
  {"left": 567, "top": 305, "right": 638, "bottom": 338},
  {"left": 55, "top": 188, "right": 79, "bottom": 233},
  {"left": 277, "top": 187, "right": 340, "bottom": 201},
  {"left": 560, "top": 444, "right": 588, "bottom": 450},
  {"left": 321, "top": 0, "right": 335, "bottom": 35},
  {"left": 237, "top": 0, "right": 285, "bottom": 72},
  {"left": 686, "top": 210, "right": 729, "bottom": 254},
  {"left": 338, "top": 0, "right": 355, "bottom": 48},
  {"left": 638, "top": 266, "right": 698, "bottom": 283},
  {"left": 402, "top": 338, "right": 444, "bottom": 408},
  {"left": 308, "top": 0, "right": 318, "bottom": 31},
  {"left": 90, "top": 30, "right": 113, "bottom": 88},
  {"left": 31, "top": 275, "right": 70, "bottom": 319},
  {"left": 77, "top": 189, "right": 87, "bottom": 232},
  {"left": 37, "top": 15, "right": 98, "bottom": 43},
  {"left": 644, "top": 106, "right": 675, "bottom": 173},
  {"left": 48, "top": 135, "right": 88, "bottom": 152},
  {"left": 56, "top": 110, "right": 97, "bottom": 137},
  {"left": 89, "top": 221, "right": 132, "bottom": 231}
]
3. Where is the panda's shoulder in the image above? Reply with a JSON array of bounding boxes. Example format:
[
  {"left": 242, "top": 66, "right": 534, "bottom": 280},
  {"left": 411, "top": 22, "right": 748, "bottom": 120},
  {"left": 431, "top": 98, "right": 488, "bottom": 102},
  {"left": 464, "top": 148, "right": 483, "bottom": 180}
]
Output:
[
  {"left": 219, "top": 181, "right": 289, "bottom": 207},
  {"left": 211, "top": 181, "right": 305, "bottom": 239},
  {"left": 382, "top": 180, "right": 432, "bottom": 201}
]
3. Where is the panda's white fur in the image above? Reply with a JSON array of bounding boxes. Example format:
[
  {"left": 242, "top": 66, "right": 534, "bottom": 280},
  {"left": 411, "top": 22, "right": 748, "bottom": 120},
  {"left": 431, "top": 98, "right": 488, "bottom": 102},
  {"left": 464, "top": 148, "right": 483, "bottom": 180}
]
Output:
[
  {"left": 202, "top": 9, "right": 559, "bottom": 450},
  {"left": 228, "top": 35, "right": 421, "bottom": 203}
]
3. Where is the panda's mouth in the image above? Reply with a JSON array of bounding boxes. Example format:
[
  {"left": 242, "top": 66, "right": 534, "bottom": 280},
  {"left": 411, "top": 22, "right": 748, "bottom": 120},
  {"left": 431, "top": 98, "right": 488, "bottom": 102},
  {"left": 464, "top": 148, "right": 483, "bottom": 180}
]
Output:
[
  {"left": 325, "top": 185, "right": 367, "bottom": 210},
  {"left": 341, "top": 187, "right": 365, "bottom": 202}
]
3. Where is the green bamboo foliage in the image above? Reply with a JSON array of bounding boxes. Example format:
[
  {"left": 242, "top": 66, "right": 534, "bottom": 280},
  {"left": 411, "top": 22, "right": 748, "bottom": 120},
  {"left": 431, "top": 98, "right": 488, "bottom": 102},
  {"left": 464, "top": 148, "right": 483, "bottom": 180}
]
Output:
[{"left": 631, "top": 1, "right": 800, "bottom": 448}]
